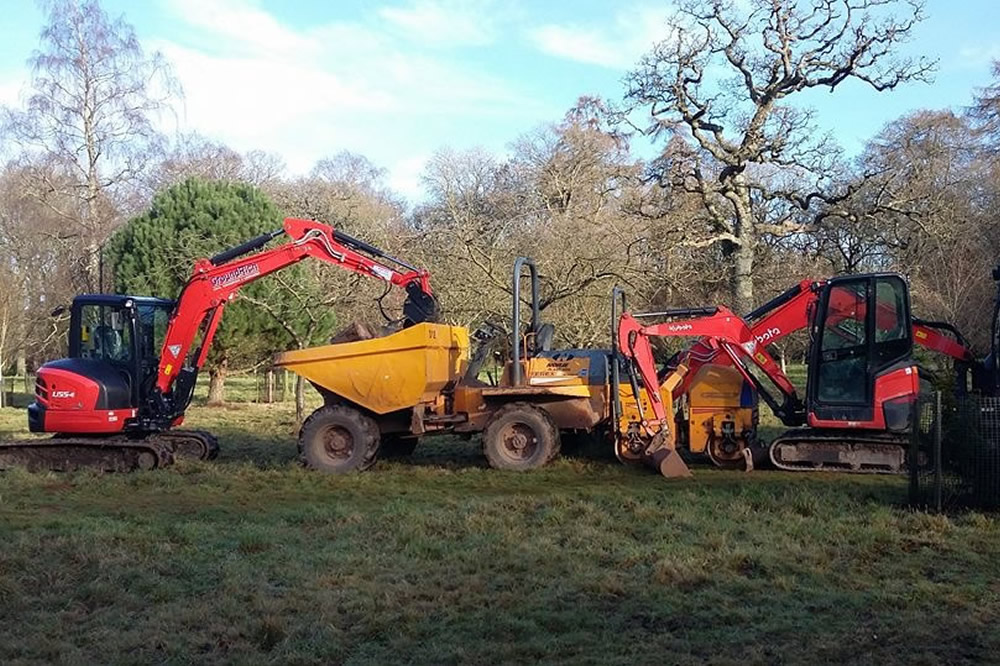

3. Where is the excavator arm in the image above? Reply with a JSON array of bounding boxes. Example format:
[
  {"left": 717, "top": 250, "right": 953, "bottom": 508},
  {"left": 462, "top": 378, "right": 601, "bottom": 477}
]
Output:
[
  {"left": 669, "top": 278, "right": 980, "bottom": 406},
  {"left": 617, "top": 306, "right": 794, "bottom": 434},
  {"left": 150, "top": 217, "right": 437, "bottom": 420}
]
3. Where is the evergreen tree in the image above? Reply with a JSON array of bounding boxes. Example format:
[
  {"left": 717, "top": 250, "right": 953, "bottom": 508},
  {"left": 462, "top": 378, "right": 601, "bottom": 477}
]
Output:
[{"left": 107, "top": 178, "right": 301, "bottom": 404}]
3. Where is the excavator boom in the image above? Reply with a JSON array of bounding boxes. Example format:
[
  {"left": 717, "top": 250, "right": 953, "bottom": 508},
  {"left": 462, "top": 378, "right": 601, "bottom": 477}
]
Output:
[{"left": 151, "top": 217, "right": 436, "bottom": 419}]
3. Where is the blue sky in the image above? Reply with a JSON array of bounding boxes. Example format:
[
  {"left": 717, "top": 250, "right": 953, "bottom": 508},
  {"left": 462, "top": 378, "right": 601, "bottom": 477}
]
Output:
[{"left": 1, "top": 0, "right": 999, "bottom": 198}]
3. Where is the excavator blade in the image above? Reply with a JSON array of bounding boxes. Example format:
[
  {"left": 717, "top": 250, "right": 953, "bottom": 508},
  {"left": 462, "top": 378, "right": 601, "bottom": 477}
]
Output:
[
  {"left": 156, "top": 429, "right": 220, "bottom": 461},
  {"left": 648, "top": 446, "right": 692, "bottom": 478}
]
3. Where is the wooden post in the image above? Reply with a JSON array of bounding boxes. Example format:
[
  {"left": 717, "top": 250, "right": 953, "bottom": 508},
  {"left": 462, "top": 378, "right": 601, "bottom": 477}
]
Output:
[{"left": 934, "top": 391, "right": 943, "bottom": 513}]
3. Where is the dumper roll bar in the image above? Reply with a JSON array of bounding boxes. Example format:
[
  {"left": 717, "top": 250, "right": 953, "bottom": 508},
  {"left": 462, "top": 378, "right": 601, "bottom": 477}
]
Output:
[{"left": 511, "top": 257, "right": 541, "bottom": 386}]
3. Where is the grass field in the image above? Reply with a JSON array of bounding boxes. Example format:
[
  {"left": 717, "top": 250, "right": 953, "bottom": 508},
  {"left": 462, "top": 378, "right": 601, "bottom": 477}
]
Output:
[{"left": 2, "top": 394, "right": 1000, "bottom": 664}]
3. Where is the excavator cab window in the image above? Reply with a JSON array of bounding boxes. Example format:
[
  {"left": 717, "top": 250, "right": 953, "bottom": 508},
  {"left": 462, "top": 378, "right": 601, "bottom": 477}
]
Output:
[
  {"left": 809, "top": 274, "right": 913, "bottom": 419},
  {"left": 136, "top": 303, "right": 172, "bottom": 384},
  {"left": 815, "top": 280, "right": 869, "bottom": 404},
  {"left": 874, "top": 279, "right": 909, "bottom": 362},
  {"left": 78, "top": 303, "right": 134, "bottom": 365}
]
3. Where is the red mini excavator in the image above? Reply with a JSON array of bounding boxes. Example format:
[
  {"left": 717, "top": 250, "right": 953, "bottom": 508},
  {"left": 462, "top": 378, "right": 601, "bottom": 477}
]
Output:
[
  {"left": 618, "top": 269, "right": 1000, "bottom": 473},
  {"left": 0, "top": 217, "right": 437, "bottom": 472}
]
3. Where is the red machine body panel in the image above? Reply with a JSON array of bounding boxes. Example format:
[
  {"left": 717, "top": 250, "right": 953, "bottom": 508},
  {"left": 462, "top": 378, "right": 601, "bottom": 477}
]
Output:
[
  {"left": 33, "top": 366, "right": 132, "bottom": 434},
  {"left": 807, "top": 365, "right": 920, "bottom": 430}
]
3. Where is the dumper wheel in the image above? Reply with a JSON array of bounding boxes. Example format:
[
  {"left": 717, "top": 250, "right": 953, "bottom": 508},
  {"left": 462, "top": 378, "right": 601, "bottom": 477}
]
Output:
[
  {"left": 482, "top": 402, "right": 560, "bottom": 471},
  {"left": 299, "top": 405, "right": 380, "bottom": 473}
]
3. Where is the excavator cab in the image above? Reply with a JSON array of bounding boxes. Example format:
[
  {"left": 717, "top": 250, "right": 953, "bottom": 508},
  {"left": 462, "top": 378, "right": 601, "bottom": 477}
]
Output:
[
  {"left": 73, "top": 295, "right": 175, "bottom": 402},
  {"left": 29, "top": 294, "right": 175, "bottom": 434},
  {"left": 74, "top": 296, "right": 173, "bottom": 369},
  {"left": 807, "top": 273, "right": 917, "bottom": 431}
]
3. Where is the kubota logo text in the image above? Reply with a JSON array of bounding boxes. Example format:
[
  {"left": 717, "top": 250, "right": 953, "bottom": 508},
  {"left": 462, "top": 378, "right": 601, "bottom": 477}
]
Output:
[
  {"left": 211, "top": 264, "right": 260, "bottom": 290},
  {"left": 755, "top": 327, "right": 781, "bottom": 345},
  {"left": 667, "top": 324, "right": 693, "bottom": 332}
]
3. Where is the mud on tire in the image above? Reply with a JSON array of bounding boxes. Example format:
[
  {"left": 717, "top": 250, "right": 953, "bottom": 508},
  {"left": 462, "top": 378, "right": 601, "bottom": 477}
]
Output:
[
  {"left": 482, "top": 402, "right": 560, "bottom": 471},
  {"left": 299, "top": 405, "right": 380, "bottom": 473}
]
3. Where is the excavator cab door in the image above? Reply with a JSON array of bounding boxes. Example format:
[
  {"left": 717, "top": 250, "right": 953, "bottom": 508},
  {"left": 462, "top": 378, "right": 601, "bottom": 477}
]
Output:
[{"left": 807, "top": 274, "right": 913, "bottom": 425}]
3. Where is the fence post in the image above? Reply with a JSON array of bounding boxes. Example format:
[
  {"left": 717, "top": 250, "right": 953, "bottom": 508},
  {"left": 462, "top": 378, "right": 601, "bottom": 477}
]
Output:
[
  {"left": 909, "top": 395, "right": 919, "bottom": 505},
  {"left": 934, "top": 391, "right": 943, "bottom": 513},
  {"left": 266, "top": 368, "right": 275, "bottom": 403}
]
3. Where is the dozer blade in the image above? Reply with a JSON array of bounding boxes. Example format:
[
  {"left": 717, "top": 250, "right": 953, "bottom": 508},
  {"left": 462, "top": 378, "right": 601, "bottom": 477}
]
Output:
[
  {"left": 648, "top": 447, "right": 692, "bottom": 478},
  {"left": 155, "top": 429, "right": 220, "bottom": 461}
]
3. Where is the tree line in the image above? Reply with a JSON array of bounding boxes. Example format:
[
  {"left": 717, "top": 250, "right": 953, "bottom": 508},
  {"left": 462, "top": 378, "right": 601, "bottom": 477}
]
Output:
[{"left": 2, "top": 0, "right": 999, "bottom": 410}]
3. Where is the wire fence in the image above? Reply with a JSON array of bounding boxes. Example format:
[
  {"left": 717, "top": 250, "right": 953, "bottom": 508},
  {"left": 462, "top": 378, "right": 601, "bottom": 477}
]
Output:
[
  {"left": 910, "top": 391, "right": 1000, "bottom": 511},
  {"left": 0, "top": 369, "right": 296, "bottom": 407},
  {"left": 254, "top": 368, "right": 292, "bottom": 403}
]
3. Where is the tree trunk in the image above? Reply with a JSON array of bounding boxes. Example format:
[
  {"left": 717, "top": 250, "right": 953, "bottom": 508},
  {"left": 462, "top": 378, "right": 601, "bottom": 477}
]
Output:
[
  {"left": 722, "top": 177, "right": 756, "bottom": 315},
  {"left": 16, "top": 350, "right": 26, "bottom": 378},
  {"left": 295, "top": 374, "right": 306, "bottom": 426},
  {"left": 732, "top": 245, "right": 754, "bottom": 315},
  {"left": 207, "top": 360, "right": 227, "bottom": 406}
]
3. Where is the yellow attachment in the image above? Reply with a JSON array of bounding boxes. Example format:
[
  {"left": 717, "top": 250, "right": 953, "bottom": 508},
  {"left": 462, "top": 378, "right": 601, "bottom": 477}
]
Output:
[
  {"left": 614, "top": 381, "right": 677, "bottom": 459},
  {"left": 686, "top": 364, "right": 756, "bottom": 454},
  {"left": 274, "top": 323, "right": 469, "bottom": 414}
]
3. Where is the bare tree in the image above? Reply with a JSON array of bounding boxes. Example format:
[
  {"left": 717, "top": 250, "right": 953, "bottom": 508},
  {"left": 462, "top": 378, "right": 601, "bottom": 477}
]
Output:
[
  {"left": 857, "top": 111, "right": 997, "bottom": 349},
  {"left": 145, "top": 133, "right": 285, "bottom": 197},
  {"left": 970, "top": 60, "right": 1000, "bottom": 142},
  {"left": 0, "top": 162, "right": 78, "bottom": 377},
  {"left": 263, "top": 153, "right": 410, "bottom": 422},
  {"left": 2, "top": 0, "right": 179, "bottom": 291},
  {"left": 625, "top": 0, "right": 934, "bottom": 312},
  {"left": 415, "top": 101, "right": 686, "bottom": 346}
]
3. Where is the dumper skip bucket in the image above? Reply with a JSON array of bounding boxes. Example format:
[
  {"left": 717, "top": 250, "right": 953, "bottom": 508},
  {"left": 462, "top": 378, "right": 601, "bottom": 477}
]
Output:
[{"left": 274, "top": 323, "right": 469, "bottom": 414}]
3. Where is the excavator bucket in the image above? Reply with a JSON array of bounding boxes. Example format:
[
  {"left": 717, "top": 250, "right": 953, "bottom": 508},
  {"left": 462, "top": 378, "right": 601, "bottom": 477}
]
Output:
[{"left": 648, "top": 446, "right": 693, "bottom": 478}]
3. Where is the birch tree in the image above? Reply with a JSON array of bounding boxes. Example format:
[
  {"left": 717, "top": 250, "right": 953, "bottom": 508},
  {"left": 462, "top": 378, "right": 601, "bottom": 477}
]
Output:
[{"left": 2, "top": 0, "right": 178, "bottom": 291}]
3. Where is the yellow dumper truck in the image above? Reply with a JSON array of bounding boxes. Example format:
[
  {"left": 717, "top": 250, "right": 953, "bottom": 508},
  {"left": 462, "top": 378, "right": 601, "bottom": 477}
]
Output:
[{"left": 275, "top": 259, "right": 755, "bottom": 478}]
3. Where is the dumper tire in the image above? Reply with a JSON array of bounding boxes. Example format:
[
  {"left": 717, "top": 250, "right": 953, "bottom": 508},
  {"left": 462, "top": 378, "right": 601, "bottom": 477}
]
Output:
[
  {"left": 299, "top": 405, "right": 380, "bottom": 473},
  {"left": 482, "top": 402, "right": 560, "bottom": 471}
]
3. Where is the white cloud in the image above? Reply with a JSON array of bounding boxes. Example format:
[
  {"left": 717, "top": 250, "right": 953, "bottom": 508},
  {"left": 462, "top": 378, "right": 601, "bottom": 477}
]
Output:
[
  {"left": 387, "top": 154, "right": 430, "bottom": 200},
  {"left": 159, "top": 41, "right": 392, "bottom": 126},
  {"left": 152, "top": 0, "right": 540, "bottom": 177},
  {"left": 529, "top": 25, "right": 622, "bottom": 68},
  {"left": 958, "top": 43, "right": 1000, "bottom": 67},
  {"left": 165, "top": 0, "right": 321, "bottom": 60},
  {"left": 378, "top": 0, "right": 496, "bottom": 47},
  {"left": 529, "top": 4, "right": 673, "bottom": 69}
]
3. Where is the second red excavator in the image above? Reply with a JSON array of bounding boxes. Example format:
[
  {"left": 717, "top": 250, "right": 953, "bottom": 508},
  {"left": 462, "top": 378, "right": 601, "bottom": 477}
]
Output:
[{"left": 617, "top": 269, "right": 1000, "bottom": 473}]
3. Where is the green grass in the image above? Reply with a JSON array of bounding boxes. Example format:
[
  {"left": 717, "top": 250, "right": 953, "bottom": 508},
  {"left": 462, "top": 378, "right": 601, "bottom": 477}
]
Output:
[{"left": 2, "top": 401, "right": 1000, "bottom": 665}]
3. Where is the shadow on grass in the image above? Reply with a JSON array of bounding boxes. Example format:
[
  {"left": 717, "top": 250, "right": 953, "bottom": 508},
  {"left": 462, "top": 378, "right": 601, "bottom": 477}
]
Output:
[
  {"left": 402, "top": 435, "right": 490, "bottom": 470},
  {"left": 400, "top": 431, "right": 627, "bottom": 471}
]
